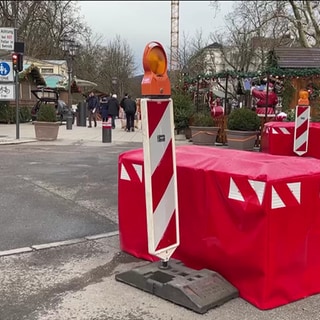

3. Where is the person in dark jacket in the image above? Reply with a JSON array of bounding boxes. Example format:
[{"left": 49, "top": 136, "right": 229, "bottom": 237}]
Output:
[
  {"left": 100, "top": 95, "right": 109, "bottom": 122},
  {"left": 122, "top": 95, "right": 137, "bottom": 132},
  {"left": 86, "top": 91, "right": 99, "bottom": 128},
  {"left": 108, "top": 94, "right": 120, "bottom": 129}
]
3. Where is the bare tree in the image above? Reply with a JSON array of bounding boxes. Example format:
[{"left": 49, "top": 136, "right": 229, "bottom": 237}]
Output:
[
  {"left": 75, "top": 35, "right": 136, "bottom": 97},
  {"left": 0, "top": 1, "right": 141, "bottom": 95},
  {"left": 210, "top": 1, "right": 292, "bottom": 73},
  {"left": 0, "top": 0, "right": 89, "bottom": 58}
]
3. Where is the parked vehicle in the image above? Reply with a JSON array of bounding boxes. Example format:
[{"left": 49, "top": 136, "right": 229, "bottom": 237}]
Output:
[{"left": 31, "top": 88, "right": 75, "bottom": 123}]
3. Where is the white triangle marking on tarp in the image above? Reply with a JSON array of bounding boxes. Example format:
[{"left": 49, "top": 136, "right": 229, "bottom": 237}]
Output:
[
  {"left": 248, "top": 180, "right": 266, "bottom": 205},
  {"left": 279, "top": 127, "right": 290, "bottom": 135},
  {"left": 228, "top": 178, "right": 245, "bottom": 202},
  {"left": 271, "top": 187, "right": 285, "bottom": 209},
  {"left": 133, "top": 164, "right": 142, "bottom": 182},
  {"left": 120, "top": 164, "right": 130, "bottom": 181},
  {"left": 287, "top": 182, "right": 301, "bottom": 203}
]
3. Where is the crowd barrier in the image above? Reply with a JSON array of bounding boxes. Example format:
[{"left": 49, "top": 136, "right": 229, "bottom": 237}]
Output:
[
  {"left": 118, "top": 145, "right": 320, "bottom": 309},
  {"left": 261, "top": 121, "right": 320, "bottom": 158}
]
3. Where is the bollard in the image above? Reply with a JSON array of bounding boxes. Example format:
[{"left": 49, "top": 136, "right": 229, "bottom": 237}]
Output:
[
  {"left": 66, "top": 109, "right": 73, "bottom": 130},
  {"left": 102, "top": 116, "right": 112, "bottom": 143},
  {"left": 77, "top": 102, "right": 87, "bottom": 126}
]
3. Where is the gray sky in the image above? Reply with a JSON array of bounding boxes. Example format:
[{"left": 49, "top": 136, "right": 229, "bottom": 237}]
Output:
[{"left": 79, "top": 1, "right": 234, "bottom": 74}]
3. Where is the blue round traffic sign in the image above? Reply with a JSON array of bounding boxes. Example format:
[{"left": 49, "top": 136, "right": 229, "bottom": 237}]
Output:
[{"left": 0, "top": 62, "right": 10, "bottom": 76}]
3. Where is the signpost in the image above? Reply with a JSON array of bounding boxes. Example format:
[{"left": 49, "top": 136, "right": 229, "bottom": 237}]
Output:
[
  {"left": 0, "top": 61, "right": 14, "bottom": 82},
  {"left": 294, "top": 90, "right": 310, "bottom": 156},
  {"left": 0, "top": 26, "right": 23, "bottom": 139},
  {"left": 0, "top": 83, "right": 15, "bottom": 100},
  {"left": 0, "top": 28, "right": 15, "bottom": 51}
]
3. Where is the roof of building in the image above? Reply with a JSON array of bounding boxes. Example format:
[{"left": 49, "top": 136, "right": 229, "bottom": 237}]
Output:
[
  {"left": 43, "top": 60, "right": 67, "bottom": 65},
  {"left": 274, "top": 47, "right": 320, "bottom": 68},
  {"left": 204, "top": 42, "right": 223, "bottom": 50}
]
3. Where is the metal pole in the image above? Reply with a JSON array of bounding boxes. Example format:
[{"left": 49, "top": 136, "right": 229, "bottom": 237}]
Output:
[
  {"left": 68, "top": 66, "right": 71, "bottom": 111},
  {"left": 102, "top": 116, "right": 112, "bottom": 143},
  {"left": 66, "top": 59, "right": 73, "bottom": 130},
  {"left": 224, "top": 73, "right": 229, "bottom": 115},
  {"left": 15, "top": 70, "right": 19, "bottom": 139},
  {"left": 13, "top": 25, "right": 19, "bottom": 140}
]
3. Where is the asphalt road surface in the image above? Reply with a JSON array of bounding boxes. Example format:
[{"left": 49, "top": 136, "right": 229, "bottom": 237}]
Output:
[
  {"left": 0, "top": 143, "right": 142, "bottom": 251},
  {"left": 1, "top": 142, "right": 320, "bottom": 319}
]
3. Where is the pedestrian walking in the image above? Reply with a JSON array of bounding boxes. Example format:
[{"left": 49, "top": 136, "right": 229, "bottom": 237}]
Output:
[
  {"left": 108, "top": 94, "right": 120, "bottom": 129},
  {"left": 121, "top": 95, "right": 137, "bottom": 132},
  {"left": 100, "top": 95, "right": 109, "bottom": 122},
  {"left": 86, "top": 91, "right": 99, "bottom": 128}
]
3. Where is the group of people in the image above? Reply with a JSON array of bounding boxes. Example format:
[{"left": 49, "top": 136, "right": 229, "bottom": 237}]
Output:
[{"left": 86, "top": 91, "right": 137, "bottom": 132}]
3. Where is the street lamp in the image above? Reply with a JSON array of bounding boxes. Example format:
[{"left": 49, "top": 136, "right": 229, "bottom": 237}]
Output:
[
  {"left": 111, "top": 77, "right": 118, "bottom": 95},
  {"left": 61, "top": 37, "right": 79, "bottom": 130}
]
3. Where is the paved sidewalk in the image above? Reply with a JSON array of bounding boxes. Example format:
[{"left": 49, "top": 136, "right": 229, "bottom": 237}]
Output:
[
  {"left": 0, "top": 120, "right": 143, "bottom": 146},
  {"left": 0, "top": 120, "right": 191, "bottom": 146}
]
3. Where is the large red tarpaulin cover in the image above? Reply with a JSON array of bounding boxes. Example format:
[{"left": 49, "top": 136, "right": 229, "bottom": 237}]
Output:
[
  {"left": 261, "top": 121, "right": 320, "bottom": 159},
  {"left": 118, "top": 145, "right": 320, "bottom": 310}
]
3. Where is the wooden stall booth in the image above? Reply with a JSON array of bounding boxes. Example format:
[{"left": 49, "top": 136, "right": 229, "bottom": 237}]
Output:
[{"left": 272, "top": 47, "right": 320, "bottom": 120}]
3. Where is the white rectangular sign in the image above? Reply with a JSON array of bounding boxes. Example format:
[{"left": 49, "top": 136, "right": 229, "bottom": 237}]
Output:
[
  {"left": 0, "top": 84, "right": 15, "bottom": 100},
  {"left": 0, "top": 28, "right": 15, "bottom": 50},
  {"left": 0, "top": 61, "right": 14, "bottom": 82}
]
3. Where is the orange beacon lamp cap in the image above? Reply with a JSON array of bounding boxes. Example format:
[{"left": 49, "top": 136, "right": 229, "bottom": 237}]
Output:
[{"left": 141, "top": 41, "right": 171, "bottom": 97}]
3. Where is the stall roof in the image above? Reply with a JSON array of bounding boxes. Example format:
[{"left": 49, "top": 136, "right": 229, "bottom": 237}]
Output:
[{"left": 274, "top": 48, "right": 320, "bottom": 69}]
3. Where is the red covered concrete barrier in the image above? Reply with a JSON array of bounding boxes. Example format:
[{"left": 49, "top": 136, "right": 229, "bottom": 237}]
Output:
[
  {"left": 118, "top": 146, "right": 320, "bottom": 309},
  {"left": 261, "top": 121, "right": 320, "bottom": 159}
]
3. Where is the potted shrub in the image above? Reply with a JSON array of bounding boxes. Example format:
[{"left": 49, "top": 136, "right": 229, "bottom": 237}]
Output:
[
  {"left": 34, "top": 104, "right": 60, "bottom": 141},
  {"left": 189, "top": 110, "right": 219, "bottom": 145},
  {"left": 226, "top": 107, "right": 261, "bottom": 150}
]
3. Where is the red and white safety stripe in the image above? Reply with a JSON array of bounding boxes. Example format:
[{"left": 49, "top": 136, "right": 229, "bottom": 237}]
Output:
[
  {"left": 229, "top": 177, "right": 301, "bottom": 209},
  {"left": 141, "top": 98, "right": 179, "bottom": 262},
  {"left": 294, "top": 105, "right": 310, "bottom": 156},
  {"left": 268, "top": 127, "right": 291, "bottom": 135}
]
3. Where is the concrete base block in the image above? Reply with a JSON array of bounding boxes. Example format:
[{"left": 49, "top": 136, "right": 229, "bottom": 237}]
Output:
[{"left": 115, "top": 259, "right": 238, "bottom": 314}]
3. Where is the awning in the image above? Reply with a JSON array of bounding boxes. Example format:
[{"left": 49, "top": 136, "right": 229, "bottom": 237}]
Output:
[{"left": 73, "top": 76, "right": 97, "bottom": 88}]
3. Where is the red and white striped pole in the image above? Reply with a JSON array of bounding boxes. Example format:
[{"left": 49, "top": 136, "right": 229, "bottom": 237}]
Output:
[
  {"left": 141, "top": 99, "right": 179, "bottom": 262},
  {"left": 293, "top": 90, "right": 310, "bottom": 156},
  {"left": 141, "top": 42, "right": 179, "bottom": 263}
]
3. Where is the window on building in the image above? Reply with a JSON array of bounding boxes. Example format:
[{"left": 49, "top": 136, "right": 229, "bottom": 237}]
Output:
[{"left": 41, "top": 68, "right": 54, "bottom": 74}]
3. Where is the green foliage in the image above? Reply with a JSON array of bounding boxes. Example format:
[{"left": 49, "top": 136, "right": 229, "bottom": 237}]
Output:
[
  {"left": 20, "top": 106, "right": 32, "bottom": 122},
  {"left": 286, "top": 108, "right": 295, "bottom": 122},
  {"left": 172, "top": 91, "right": 195, "bottom": 130},
  {"left": 191, "top": 110, "right": 216, "bottom": 127},
  {"left": 282, "top": 79, "right": 296, "bottom": 112},
  {"left": 0, "top": 102, "right": 32, "bottom": 123},
  {"left": 184, "top": 68, "right": 320, "bottom": 84},
  {"left": 36, "top": 104, "right": 57, "bottom": 122},
  {"left": 0, "top": 101, "right": 13, "bottom": 123},
  {"left": 227, "top": 107, "right": 260, "bottom": 131}
]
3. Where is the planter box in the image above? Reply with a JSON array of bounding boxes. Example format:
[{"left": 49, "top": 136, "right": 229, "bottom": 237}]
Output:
[
  {"left": 34, "top": 121, "right": 60, "bottom": 141},
  {"left": 226, "top": 129, "right": 257, "bottom": 150},
  {"left": 190, "top": 126, "right": 219, "bottom": 145}
]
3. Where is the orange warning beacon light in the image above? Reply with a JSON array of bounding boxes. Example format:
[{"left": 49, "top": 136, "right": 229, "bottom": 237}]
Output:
[{"left": 141, "top": 41, "right": 171, "bottom": 97}]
